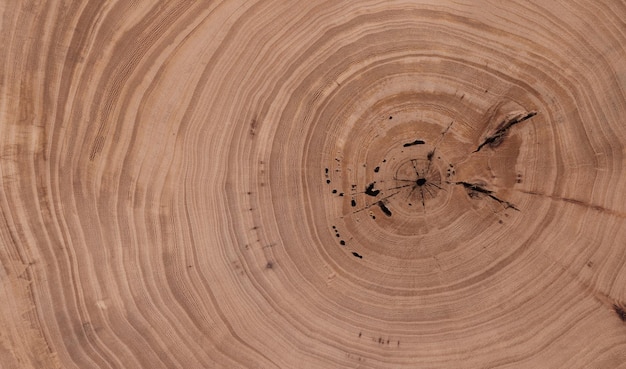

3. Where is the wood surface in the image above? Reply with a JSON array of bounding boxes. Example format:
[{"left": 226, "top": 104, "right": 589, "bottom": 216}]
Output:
[{"left": 2, "top": 1, "right": 626, "bottom": 368}]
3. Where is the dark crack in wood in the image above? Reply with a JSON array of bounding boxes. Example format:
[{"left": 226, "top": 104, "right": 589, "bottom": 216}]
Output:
[
  {"left": 614, "top": 304, "right": 626, "bottom": 322},
  {"left": 474, "top": 111, "right": 537, "bottom": 152},
  {"left": 403, "top": 140, "right": 425, "bottom": 147},
  {"left": 454, "top": 181, "right": 519, "bottom": 211},
  {"left": 377, "top": 201, "right": 392, "bottom": 217},
  {"left": 517, "top": 189, "right": 626, "bottom": 219},
  {"left": 351, "top": 190, "right": 403, "bottom": 214},
  {"left": 427, "top": 120, "right": 454, "bottom": 172}
]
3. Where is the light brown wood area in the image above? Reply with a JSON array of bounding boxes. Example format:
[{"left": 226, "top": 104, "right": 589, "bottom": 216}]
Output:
[{"left": 2, "top": 1, "right": 626, "bottom": 368}]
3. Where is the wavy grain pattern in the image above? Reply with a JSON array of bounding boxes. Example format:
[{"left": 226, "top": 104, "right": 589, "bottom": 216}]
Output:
[{"left": 2, "top": 1, "right": 626, "bottom": 368}]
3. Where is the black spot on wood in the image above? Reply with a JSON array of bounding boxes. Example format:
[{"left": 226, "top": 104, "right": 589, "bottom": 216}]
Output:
[
  {"left": 365, "top": 182, "right": 380, "bottom": 197},
  {"left": 332, "top": 189, "right": 337, "bottom": 194},
  {"left": 326, "top": 179, "right": 331, "bottom": 184},
  {"left": 351, "top": 199, "right": 357, "bottom": 207},
  {"left": 403, "top": 139, "right": 426, "bottom": 147},
  {"left": 340, "top": 240, "right": 345, "bottom": 246},
  {"left": 416, "top": 178, "right": 426, "bottom": 186},
  {"left": 374, "top": 166, "right": 380, "bottom": 173},
  {"left": 352, "top": 252, "right": 362, "bottom": 259},
  {"left": 377, "top": 201, "right": 392, "bottom": 217},
  {"left": 250, "top": 119, "right": 258, "bottom": 136}
]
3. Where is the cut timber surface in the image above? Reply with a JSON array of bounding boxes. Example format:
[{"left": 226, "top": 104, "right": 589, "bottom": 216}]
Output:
[{"left": 2, "top": 1, "right": 626, "bottom": 368}]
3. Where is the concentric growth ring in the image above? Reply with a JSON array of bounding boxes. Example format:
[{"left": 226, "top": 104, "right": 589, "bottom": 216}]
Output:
[{"left": 3, "top": 1, "right": 626, "bottom": 368}]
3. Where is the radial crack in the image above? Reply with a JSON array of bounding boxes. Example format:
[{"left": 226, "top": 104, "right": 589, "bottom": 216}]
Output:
[
  {"left": 351, "top": 190, "right": 402, "bottom": 214},
  {"left": 474, "top": 111, "right": 537, "bottom": 152},
  {"left": 411, "top": 159, "right": 421, "bottom": 178},
  {"left": 516, "top": 189, "right": 626, "bottom": 219},
  {"left": 427, "top": 120, "right": 454, "bottom": 172},
  {"left": 454, "top": 181, "right": 519, "bottom": 211}
]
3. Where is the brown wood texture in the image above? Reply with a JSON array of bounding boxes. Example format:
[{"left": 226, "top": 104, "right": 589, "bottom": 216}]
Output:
[{"left": 2, "top": 1, "right": 626, "bottom": 368}]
